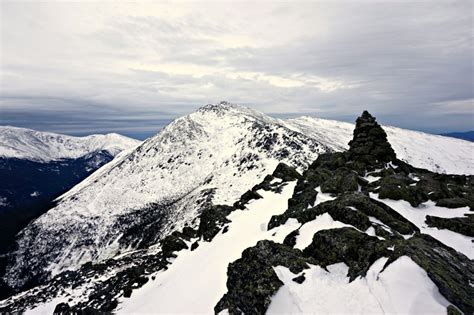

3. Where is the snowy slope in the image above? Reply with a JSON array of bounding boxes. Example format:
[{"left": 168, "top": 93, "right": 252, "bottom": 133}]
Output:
[
  {"left": 16, "top": 180, "right": 467, "bottom": 314},
  {"left": 4, "top": 102, "right": 473, "bottom": 293},
  {"left": 0, "top": 126, "right": 140, "bottom": 162},
  {"left": 119, "top": 181, "right": 298, "bottom": 313}
]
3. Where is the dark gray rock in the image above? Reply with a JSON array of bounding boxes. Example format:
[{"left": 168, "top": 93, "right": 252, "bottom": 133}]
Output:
[
  {"left": 348, "top": 111, "right": 396, "bottom": 165},
  {"left": 215, "top": 240, "right": 311, "bottom": 315}
]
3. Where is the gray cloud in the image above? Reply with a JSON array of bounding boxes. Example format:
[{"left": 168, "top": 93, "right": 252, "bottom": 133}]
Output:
[{"left": 1, "top": 1, "right": 472, "bottom": 137}]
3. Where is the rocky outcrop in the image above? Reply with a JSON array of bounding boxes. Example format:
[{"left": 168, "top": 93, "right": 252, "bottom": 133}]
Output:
[
  {"left": 218, "top": 226, "right": 473, "bottom": 314},
  {"left": 218, "top": 111, "right": 473, "bottom": 314},
  {"left": 425, "top": 215, "right": 474, "bottom": 237},
  {"left": 398, "top": 235, "right": 474, "bottom": 314},
  {"left": 303, "top": 228, "right": 391, "bottom": 280},
  {"left": 215, "top": 240, "right": 311, "bottom": 314}
]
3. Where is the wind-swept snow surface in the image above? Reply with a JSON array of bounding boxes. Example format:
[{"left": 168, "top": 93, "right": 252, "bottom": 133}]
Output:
[
  {"left": 268, "top": 256, "right": 450, "bottom": 314},
  {"left": 119, "top": 181, "right": 297, "bottom": 313}
]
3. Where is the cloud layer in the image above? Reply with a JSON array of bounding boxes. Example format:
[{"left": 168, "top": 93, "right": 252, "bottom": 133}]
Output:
[{"left": 1, "top": 1, "right": 472, "bottom": 138}]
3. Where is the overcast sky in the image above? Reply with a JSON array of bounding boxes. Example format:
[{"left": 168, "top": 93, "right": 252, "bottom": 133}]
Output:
[{"left": 1, "top": 0, "right": 472, "bottom": 139}]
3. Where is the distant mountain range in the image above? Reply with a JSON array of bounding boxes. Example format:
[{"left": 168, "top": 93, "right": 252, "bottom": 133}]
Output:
[
  {"left": 441, "top": 131, "right": 474, "bottom": 142},
  {"left": 0, "top": 127, "right": 140, "bottom": 256}
]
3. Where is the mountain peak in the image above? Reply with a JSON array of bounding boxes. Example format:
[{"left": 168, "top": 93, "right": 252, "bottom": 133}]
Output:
[
  {"left": 193, "top": 102, "right": 276, "bottom": 126},
  {"left": 198, "top": 101, "right": 242, "bottom": 113},
  {"left": 348, "top": 110, "right": 396, "bottom": 163}
]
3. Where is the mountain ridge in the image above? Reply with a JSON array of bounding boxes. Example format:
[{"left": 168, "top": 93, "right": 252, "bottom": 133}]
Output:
[
  {"left": 1, "top": 108, "right": 472, "bottom": 314},
  {"left": 1, "top": 103, "right": 473, "bottom": 308},
  {"left": 0, "top": 126, "right": 140, "bottom": 162},
  {"left": 441, "top": 130, "right": 474, "bottom": 142}
]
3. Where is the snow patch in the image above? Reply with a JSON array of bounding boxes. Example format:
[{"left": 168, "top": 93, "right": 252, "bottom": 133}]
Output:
[
  {"left": 313, "top": 186, "right": 336, "bottom": 207},
  {"left": 364, "top": 175, "right": 381, "bottom": 183},
  {"left": 268, "top": 256, "right": 450, "bottom": 314}
]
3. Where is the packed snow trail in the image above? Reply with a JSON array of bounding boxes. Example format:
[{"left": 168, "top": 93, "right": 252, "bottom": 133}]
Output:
[{"left": 119, "top": 181, "right": 297, "bottom": 313}]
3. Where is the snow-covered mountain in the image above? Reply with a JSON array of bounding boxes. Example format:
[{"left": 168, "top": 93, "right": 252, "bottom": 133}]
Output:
[
  {"left": 0, "top": 126, "right": 139, "bottom": 162},
  {"left": 0, "top": 127, "right": 140, "bottom": 265},
  {"left": 3, "top": 103, "right": 329, "bottom": 292},
  {"left": 1, "top": 103, "right": 473, "bottom": 314}
]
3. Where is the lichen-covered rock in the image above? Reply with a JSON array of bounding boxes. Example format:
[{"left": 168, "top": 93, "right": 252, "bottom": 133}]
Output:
[
  {"left": 397, "top": 234, "right": 474, "bottom": 314},
  {"left": 268, "top": 183, "right": 318, "bottom": 229},
  {"left": 436, "top": 197, "right": 473, "bottom": 209},
  {"left": 376, "top": 174, "right": 428, "bottom": 207},
  {"left": 272, "top": 162, "right": 302, "bottom": 182},
  {"left": 276, "top": 192, "right": 418, "bottom": 236},
  {"left": 308, "top": 152, "right": 348, "bottom": 171},
  {"left": 267, "top": 167, "right": 325, "bottom": 229},
  {"left": 447, "top": 305, "right": 462, "bottom": 315},
  {"left": 233, "top": 190, "right": 263, "bottom": 210},
  {"left": 283, "top": 229, "right": 299, "bottom": 247},
  {"left": 181, "top": 226, "right": 197, "bottom": 240},
  {"left": 345, "top": 195, "right": 418, "bottom": 235},
  {"left": 302, "top": 228, "right": 391, "bottom": 281},
  {"left": 190, "top": 241, "right": 199, "bottom": 251},
  {"left": 413, "top": 174, "right": 474, "bottom": 208},
  {"left": 320, "top": 168, "right": 359, "bottom": 193},
  {"left": 425, "top": 215, "right": 474, "bottom": 237},
  {"left": 292, "top": 273, "right": 305, "bottom": 284},
  {"left": 215, "top": 240, "right": 311, "bottom": 314},
  {"left": 53, "top": 302, "right": 70, "bottom": 314},
  {"left": 198, "top": 205, "right": 233, "bottom": 242}
]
